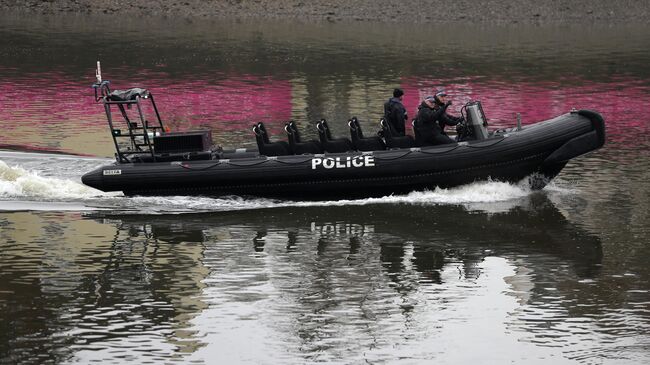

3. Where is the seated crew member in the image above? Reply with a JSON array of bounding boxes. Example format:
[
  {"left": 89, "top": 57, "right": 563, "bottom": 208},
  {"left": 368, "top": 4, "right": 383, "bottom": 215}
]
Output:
[
  {"left": 413, "top": 91, "right": 464, "bottom": 145},
  {"left": 383, "top": 88, "right": 408, "bottom": 136}
]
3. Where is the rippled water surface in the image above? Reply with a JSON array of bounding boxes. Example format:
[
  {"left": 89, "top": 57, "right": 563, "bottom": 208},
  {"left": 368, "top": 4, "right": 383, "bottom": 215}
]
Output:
[{"left": 1, "top": 11, "right": 650, "bottom": 364}]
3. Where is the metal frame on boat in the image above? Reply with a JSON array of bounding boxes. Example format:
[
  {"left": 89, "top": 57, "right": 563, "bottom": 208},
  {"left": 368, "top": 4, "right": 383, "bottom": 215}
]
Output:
[{"left": 93, "top": 64, "right": 169, "bottom": 163}]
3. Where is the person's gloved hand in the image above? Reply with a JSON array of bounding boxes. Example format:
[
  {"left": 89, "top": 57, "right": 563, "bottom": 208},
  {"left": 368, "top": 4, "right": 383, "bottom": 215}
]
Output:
[{"left": 445, "top": 100, "right": 453, "bottom": 106}]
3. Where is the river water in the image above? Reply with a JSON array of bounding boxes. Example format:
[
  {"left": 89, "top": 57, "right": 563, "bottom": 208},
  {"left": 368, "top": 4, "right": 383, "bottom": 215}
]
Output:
[{"left": 1, "top": 11, "right": 649, "bottom": 365}]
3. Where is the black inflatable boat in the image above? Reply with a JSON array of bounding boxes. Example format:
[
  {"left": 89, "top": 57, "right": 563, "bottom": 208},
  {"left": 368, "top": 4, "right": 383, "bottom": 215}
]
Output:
[{"left": 82, "top": 71, "right": 606, "bottom": 199}]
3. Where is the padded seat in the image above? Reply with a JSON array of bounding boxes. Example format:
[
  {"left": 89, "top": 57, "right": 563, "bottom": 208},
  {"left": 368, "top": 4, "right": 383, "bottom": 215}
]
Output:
[
  {"left": 253, "top": 122, "right": 290, "bottom": 156},
  {"left": 348, "top": 117, "right": 385, "bottom": 151},
  {"left": 316, "top": 119, "right": 354, "bottom": 153},
  {"left": 285, "top": 121, "right": 323, "bottom": 155},
  {"left": 380, "top": 118, "right": 415, "bottom": 149}
]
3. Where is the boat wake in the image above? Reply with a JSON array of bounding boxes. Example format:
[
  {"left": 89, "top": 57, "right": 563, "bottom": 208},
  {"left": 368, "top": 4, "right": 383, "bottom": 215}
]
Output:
[
  {"left": 0, "top": 160, "right": 100, "bottom": 200},
  {"left": 0, "top": 155, "right": 574, "bottom": 214}
]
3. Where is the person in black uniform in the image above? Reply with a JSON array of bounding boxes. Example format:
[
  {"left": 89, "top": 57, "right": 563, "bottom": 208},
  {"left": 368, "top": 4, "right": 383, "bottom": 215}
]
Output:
[
  {"left": 383, "top": 88, "right": 408, "bottom": 136},
  {"left": 413, "top": 91, "right": 464, "bottom": 146}
]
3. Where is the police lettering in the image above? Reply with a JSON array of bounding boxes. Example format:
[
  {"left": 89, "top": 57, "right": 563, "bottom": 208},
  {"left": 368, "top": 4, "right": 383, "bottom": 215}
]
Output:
[{"left": 312, "top": 155, "right": 375, "bottom": 170}]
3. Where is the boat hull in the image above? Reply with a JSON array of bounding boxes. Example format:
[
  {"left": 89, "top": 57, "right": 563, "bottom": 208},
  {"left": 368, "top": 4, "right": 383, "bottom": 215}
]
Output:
[{"left": 82, "top": 110, "right": 605, "bottom": 199}]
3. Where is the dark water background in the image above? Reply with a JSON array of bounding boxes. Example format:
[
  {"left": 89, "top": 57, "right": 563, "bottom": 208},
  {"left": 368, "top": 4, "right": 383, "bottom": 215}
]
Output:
[{"left": 1, "top": 11, "right": 649, "bottom": 364}]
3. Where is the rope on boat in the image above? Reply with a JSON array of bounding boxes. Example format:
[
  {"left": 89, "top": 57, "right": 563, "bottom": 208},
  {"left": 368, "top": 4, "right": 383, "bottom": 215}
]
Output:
[
  {"left": 179, "top": 156, "right": 312, "bottom": 170},
  {"left": 273, "top": 156, "right": 315, "bottom": 165},
  {"left": 179, "top": 159, "right": 271, "bottom": 170},
  {"left": 418, "top": 145, "right": 461, "bottom": 155},
  {"left": 372, "top": 150, "right": 413, "bottom": 160},
  {"left": 466, "top": 138, "right": 507, "bottom": 149},
  {"left": 222, "top": 159, "right": 271, "bottom": 167},
  {"left": 179, "top": 162, "right": 221, "bottom": 171}
]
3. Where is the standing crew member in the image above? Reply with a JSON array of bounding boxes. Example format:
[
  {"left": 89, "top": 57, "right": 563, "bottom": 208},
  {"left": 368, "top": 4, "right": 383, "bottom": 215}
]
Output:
[
  {"left": 383, "top": 88, "right": 408, "bottom": 136},
  {"left": 413, "top": 90, "right": 464, "bottom": 145}
]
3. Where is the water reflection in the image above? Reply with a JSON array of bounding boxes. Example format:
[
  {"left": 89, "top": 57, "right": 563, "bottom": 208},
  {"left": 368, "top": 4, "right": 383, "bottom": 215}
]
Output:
[
  {"left": 56, "top": 194, "right": 610, "bottom": 363},
  {"left": 4, "top": 192, "right": 650, "bottom": 363},
  {"left": 0, "top": 211, "right": 209, "bottom": 364}
]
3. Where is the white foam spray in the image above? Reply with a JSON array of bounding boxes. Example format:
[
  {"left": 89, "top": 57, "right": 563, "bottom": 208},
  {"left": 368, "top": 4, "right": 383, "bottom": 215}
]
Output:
[
  {"left": 0, "top": 160, "right": 102, "bottom": 200},
  {"left": 112, "top": 179, "right": 536, "bottom": 214}
]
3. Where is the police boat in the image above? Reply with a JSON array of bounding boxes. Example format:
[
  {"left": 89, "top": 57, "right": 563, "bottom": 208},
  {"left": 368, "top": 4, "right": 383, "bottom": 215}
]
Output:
[{"left": 82, "top": 66, "right": 606, "bottom": 199}]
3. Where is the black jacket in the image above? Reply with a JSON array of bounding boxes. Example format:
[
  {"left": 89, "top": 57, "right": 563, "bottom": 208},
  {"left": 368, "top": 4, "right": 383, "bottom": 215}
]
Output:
[
  {"left": 383, "top": 97, "right": 407, "bottom": 136},
  {"left": 414, "top": 102, "right": 463, "bottom": 145},
  {"left": 436, "top": 104, "right": 463, "bottom": 134}
]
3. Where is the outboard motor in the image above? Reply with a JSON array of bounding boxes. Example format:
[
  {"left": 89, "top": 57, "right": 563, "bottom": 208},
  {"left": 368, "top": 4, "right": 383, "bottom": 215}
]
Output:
[
  {"left": 457, "top": 101, "right": 489, "bottom": 141},
  {"left": 465, "top": 101, "right": 489, "bottom": 140}
]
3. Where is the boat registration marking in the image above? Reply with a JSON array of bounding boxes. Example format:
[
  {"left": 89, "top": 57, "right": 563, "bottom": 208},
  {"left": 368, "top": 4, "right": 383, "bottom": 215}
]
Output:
[
  {"left": 312, "top": 156, "right": 375, "bottom": 170},
  {"left": 103, "top": 169, "right": 122, "bottom": 176}
]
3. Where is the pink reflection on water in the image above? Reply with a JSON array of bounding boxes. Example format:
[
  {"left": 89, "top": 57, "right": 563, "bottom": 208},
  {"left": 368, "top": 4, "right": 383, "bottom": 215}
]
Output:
[
  {"left": 0, "top": 71, "right": 291, "bottom": 125},
  {"left": 149, "top": 81, "right": 291, "bottom": 126},
  {"left": 100, "top": 67, "right": 293, "bottom": 129},
  {"left": 1, "top": 69, "right": 649, "bottom": 155}
]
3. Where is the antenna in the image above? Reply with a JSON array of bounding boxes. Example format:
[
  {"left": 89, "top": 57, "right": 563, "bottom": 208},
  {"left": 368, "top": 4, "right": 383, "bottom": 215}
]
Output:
[
  {"left": 92, "top": 61, "right": 110, "bottom": 101},
  {"left": 96, "top": 61, "right": 102, "bottom": 83}
]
